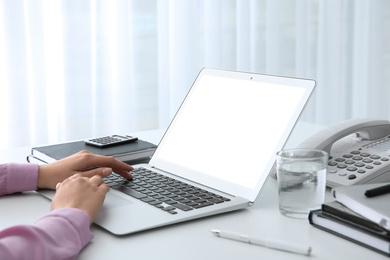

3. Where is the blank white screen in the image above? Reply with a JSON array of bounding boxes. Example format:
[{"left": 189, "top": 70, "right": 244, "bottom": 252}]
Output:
[{"left": 154, "top": 74, "right": 307, "bottom": 190}]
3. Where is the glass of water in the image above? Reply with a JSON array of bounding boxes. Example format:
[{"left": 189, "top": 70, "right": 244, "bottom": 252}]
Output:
[{"left": 276, "top": 149, "right": 328, "bottom": 218}]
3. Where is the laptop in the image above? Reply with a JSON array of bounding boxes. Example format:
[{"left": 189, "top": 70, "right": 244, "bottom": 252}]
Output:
[{"left": 39, "top": 68, "right": 315, "bottom": 235}]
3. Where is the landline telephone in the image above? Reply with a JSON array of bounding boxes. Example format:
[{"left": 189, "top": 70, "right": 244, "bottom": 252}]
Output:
[{"left": 298, "top": 118, "right": 390, "bottom": 188}]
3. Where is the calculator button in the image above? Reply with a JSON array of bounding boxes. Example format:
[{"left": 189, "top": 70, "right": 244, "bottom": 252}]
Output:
[{"left": 351, "top": 151, "right": 361, "bottom": 155}]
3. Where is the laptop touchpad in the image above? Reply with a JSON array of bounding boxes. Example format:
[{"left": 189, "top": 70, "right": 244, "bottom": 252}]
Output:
[{"left": 101, "top": 192, "right": 133, "bottom": 210}]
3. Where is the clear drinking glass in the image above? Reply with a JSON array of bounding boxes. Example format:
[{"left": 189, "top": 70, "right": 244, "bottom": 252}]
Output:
[{"left": 276, "top": 149, "right": 328, "bottom": 218}]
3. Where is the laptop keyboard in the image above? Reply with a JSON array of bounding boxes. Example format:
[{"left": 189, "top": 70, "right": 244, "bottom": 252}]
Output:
[{"left": 103, "top": 167, "right": 230, "bottom": 215}]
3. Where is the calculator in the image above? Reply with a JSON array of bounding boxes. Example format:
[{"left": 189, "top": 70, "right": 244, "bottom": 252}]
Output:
[{"left": 84, "top": 135, "right": 138, "bottom": 148}]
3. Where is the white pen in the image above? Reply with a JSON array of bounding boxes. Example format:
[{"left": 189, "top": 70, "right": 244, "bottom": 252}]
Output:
[{"left": 210, "top": 229, "right": 312, "bottom": 256}]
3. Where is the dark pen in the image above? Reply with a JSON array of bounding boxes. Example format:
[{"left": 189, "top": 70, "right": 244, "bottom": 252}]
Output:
[{"left": 364, "top": 183, "right": 390, "bottom": 198}]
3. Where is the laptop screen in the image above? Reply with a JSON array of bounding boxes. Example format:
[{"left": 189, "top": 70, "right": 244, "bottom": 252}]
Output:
[{"left": 150, "top": 68, "right": 315, "bottom": 202}]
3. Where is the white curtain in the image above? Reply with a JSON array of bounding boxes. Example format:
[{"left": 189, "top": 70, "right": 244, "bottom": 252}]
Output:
[{"left": 0, "top": 0, "right": 389, "bottom": 150}]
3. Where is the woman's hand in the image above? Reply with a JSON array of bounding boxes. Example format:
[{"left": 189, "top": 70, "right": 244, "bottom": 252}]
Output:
[
  {"left": 51, "top": 174, "right": 109, "bottom": 225},
  {"left": 37, "top": 150, "right": 133, "bottom": 189}
]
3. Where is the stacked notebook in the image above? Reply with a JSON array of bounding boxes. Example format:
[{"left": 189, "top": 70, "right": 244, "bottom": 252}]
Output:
[
  {"left": 309, "top": 182, "right": 390, "bottom": 256},
  {"left": 28, "top": 139, "right": 157, "bottom": 165}
]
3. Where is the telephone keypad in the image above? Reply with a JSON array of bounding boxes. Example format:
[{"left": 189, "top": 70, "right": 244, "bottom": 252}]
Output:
[
  {"left": 327, "top": 149, "right": 390, "bottom": 187},
  {"left": 354, "top": 162, "right": 364, "bottom": 167}
]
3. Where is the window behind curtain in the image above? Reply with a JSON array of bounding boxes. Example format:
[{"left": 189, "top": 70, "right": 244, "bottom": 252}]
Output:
[{"left": 0, "top": 0, "right": 389, "bottom": 151}]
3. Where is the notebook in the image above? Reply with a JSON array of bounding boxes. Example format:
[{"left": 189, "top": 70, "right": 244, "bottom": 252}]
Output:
[
  {"left": 332, "top": 182, "right": 390, "bottom": 230},
  {"left": 38, "top": 68, "right": 315, "bottom": 235}
]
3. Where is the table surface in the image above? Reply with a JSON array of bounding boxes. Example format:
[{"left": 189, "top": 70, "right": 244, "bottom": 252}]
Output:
[{"left": 0, "top": 121, "right": 388, "bottom": 260}]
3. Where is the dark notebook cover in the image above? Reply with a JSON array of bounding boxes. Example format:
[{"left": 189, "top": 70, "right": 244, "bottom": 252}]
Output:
[
  {"left": 31, "top": 139, "right": 157, "bottom": 163},
  {"left": 332, "top": 182, "right": 390, "bottom": 230},
  {"left": 309, "top": 202, "right": 390, "bottom": 256},
  {"left": 322, "top": 201, "right": 390, "bottom": 237}
]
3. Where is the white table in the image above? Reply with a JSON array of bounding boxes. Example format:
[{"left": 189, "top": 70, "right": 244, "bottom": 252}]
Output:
[{"left": 0, "top": 121, "right": 388, "bottom": 260}]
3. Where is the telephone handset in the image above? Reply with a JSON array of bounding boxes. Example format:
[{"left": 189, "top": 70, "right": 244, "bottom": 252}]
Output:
[{"left": 299, "top": 118, "right": 390, "bottom": 187}]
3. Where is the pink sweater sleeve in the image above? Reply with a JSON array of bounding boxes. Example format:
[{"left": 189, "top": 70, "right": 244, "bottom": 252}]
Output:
[
  {"left": 0, "top": 163, "right": 38, "bottom": 196},
  {"left": 0, "top": 163, "right": 94, "bottom": 259},
  {"left": 0, "top": 208, "right": 94, "bottom": 260}
]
